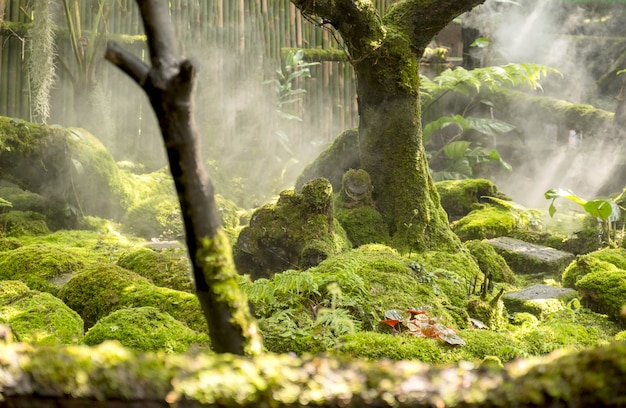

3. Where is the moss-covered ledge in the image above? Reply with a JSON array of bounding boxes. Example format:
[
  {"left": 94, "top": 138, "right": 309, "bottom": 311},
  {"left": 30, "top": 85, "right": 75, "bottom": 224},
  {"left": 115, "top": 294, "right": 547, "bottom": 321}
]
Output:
[
  {"left": 1, "top": 340, "right": 626, "bottom": 406},
  {"left": 486, "top": 88, "right": 614, "bottom": 136}
]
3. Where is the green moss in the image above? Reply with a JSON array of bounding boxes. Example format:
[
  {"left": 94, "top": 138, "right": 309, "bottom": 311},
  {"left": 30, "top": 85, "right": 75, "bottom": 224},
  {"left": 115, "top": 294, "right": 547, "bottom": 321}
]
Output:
[
  {"left": 0, "top": 186, "right": 46, "bottom": 213},
  {"left": 59, "top": 264, "right": 206, "bottom": 331},
  {"left": 464, "top": 240, "right": 516, "bottom": 284},
  {"left": 124, "top": 194, "right": 183, "bottom": 240},
  {"left": 18, "top": 228, "right": 143, "bottom": 264},
  {"left": 454, "top": 329, "right": 526, "bottom": 362},
  {"left": 0, "top": 210, "right": 50, "bottom": 236},
  {"left": 513, "top": 314, "right": 613, "bottom": 356},
  {"left": 337, "top": 331, "right": 445, "bottom": 362},
  {"left": 234, "top": 179, "right": 351, "bottom": 279},
  {"left": 117, "top": 247, "right": 193, "bottom": 292},
  {"left": 0, "top": 244, "right": 87, "bottom": 295},
  {"left": 435, "top": 179, "right": 510, "bottom": 220},
  {"left": 467, "top": 295, "right": 507, "bottom": 330},
  {"left": 0, "top": 287, "right": 84, "bottom": 345},
  {"left": 615, "top": 330, "right": 626, "bottom": 341},
  {"left": 82, "top": 307, "right": 210, "bottom": 352},
  {"left": 334, "top": 205, "right": 390, "bottom": 247},
  {"left": 504, "top": 297, "right": 566, "bottom": 320},
  {"left": 563, "top": 247, "right": 626, "bottom": 288},
  {"left": 512, "top": 312, "right": 539, "bottom": 326},
  {"left": 281, "top": 47, "right": 348, "bottom": 62},
  {"left": 0, "top": 236, "right": 21, "bottom": 251},
  {"left": 576, "top": 268, "right": 626, "bottom": 322},
  {"left": 452, "top": 205, "right": 518, "bottom": 241},
  {"left": 0, "top": 280, "right": 31, "bottom": 304}
]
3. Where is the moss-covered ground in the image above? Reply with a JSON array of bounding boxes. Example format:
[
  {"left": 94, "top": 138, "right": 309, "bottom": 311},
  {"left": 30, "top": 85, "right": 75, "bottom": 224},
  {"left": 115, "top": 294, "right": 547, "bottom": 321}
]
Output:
[{"left": 0, "top": 142, "right": 623, "bottom": 363}]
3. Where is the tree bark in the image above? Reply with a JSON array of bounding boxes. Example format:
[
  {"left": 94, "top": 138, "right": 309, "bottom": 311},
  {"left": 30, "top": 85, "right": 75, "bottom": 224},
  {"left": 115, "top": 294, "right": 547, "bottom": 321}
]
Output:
[
  {"left": 290, "top": 0, "right": 485, "bottom": 252},
  {"left": 105, "top": 0, "right": 261, "bottom": 355}
]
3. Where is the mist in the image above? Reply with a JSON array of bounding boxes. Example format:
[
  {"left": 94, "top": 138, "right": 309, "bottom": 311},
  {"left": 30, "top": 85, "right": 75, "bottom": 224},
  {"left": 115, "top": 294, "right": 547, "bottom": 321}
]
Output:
[{"left": 463, "top": 0, "right": 626, "bottom": 208}]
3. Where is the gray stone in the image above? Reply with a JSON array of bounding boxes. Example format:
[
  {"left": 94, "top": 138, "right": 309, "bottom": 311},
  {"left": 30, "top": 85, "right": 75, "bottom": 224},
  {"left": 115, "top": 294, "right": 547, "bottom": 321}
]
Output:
[
  {"left": 503, "top": 284, "right": 577, "bottom": 319},
  {"left": 486, "top": 236, "right": 574, "bottom": 276}
]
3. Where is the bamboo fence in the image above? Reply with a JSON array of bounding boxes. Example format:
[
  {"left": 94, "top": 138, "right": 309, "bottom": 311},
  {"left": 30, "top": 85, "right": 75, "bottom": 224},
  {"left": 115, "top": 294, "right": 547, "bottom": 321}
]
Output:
[{"left": 0, "top": 0, "right": 395, "bottom": 164}]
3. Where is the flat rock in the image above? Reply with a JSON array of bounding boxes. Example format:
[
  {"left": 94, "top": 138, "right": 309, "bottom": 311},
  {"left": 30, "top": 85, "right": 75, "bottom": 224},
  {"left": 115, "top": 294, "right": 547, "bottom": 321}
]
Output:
[
  {"left": 504, "top": 284, "right": 576, "bottom": 301},
  {"left": 486, "top": 236, "right": 574, "bottom": 276},
  {"left": 503, "top": 284, "right": 577, "bottom": 318}
]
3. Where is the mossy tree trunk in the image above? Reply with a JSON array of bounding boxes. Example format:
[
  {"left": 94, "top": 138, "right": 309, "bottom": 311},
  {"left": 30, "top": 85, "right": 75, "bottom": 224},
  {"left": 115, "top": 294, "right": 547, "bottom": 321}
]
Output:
[
  {"left": 105, "top": 0, "right": 261, "bottom": 355},
  {"left": 290, "top": 0, "right": 484, "bottom": 252}
]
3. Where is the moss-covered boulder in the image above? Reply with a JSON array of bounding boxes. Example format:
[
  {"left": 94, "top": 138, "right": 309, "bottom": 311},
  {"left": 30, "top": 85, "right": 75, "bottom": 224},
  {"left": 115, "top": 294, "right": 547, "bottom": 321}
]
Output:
[
  {"left": 242, "top": 244, "right": 473, "bottom": 354},
  {"left": 562, "top": 247, "right": 626, "bottom": 289},
  {"left": 0, "top": 210, "right": 49, "bottom": 236},
  {"left": 435, "top": 179, "right": 511, "bottom": 221},
  {"left": 234, "top": 178, "right": 351, "bottom": 280},
  {"left": 82, "top": 307, "right": 209, "bottom": 352},
  {"left": 464, "top": 240, "right": 516, "bottom": 286},
  {"left": 59, "top": 264, "right": 206, "bottom": 331},
  {"left": 0, "top": 244, "right": 87, "bottom": 296},
  {"left": 576, "top": 268, "right": 626, "bottom": 323},
  {"left": 0, "top": 120, "right": 129, "bottom": 223},
  {"left": 124, "top": 194, "right": 184, "bottom": 240},
  {"left": 334, "top": 169, "right": 389, "bottom": 247},
  {"left": 295, "top": 129, "right": 360, "bottom": 192},
  {"left": 452, "top": 205, "right": 518, "bottom": 241},
  {"left": 116, "top": 247, "right": 193, "bottom": 292},
  {"left": 0, "top": 186, "right": 47, "bottom": 213},
  {"left": 0, "top": 281, "right": 84, "bottom": 345}
]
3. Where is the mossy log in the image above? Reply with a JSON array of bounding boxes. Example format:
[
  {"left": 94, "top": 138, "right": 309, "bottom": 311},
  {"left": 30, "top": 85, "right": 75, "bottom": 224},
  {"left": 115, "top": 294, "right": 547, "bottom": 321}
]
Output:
[
  {"left": 0, "top": 118, "right": 127, "bottom": 221},
  {"left": 486, "top": 88, "right": 614, "bottom": 136},
  {"left": 0, "top": 341, "right": 625, "bottom": 406}
]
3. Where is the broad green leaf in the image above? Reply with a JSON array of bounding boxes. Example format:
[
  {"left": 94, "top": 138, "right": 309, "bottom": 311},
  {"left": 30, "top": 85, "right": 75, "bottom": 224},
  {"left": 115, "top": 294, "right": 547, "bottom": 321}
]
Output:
[
  {"left": 470, "top": 37, "right": 490, "bottom": 48},
  {"left": 544, "top": 188, "right": 587, "bottom": 206},
  {"left": 443, "top": 141, "right": 471, "bottom": 159},
  {"left": 466, "top": 117, "right": 516, "bottom": 137},
  {"left": 584, "top": 199, "right": 620, "bottom": 221},
  {"left": 423, "top": 115, "right": 470, "bottom": 142}
]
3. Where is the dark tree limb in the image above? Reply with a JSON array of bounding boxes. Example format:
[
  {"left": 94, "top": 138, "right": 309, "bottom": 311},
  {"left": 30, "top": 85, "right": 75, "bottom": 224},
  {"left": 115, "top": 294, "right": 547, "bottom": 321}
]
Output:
[{"left": 105, "top": 0, "right": 261, "bottom": 355}]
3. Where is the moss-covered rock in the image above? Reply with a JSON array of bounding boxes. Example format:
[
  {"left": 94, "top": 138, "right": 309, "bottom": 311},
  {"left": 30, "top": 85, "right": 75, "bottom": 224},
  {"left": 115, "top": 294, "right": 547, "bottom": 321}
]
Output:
[
  {"left": 124, "top": 194, "right": 184, "bottom": 240},
  {"left": 464, "top": 240, "right": 516, "bottom": 285},
  {"left": 0, "top": 186, "right": 47, "bottom": 213},
  {"left": 466, "top": 290, "right": 507, "bottom": 330},
  {"left": 295, "top": 129, "right": 360, "bottom": 192},
  {"left": 117, "top": 247, "right": 193, "bottom": 292},
  {"left": 0, "top": 210, "right": 49, "bottom": 236},
  {"left": 337, "top": 331, "right": 446, "bottom": 362},
  {"left": 243, "top": 244, "right": 469, "bottom": 355},
  {"left": 576, "top": 268, "right": 626, "bottom": 323},
  {"left": 17, "top": 228, "right": 143, "bottom": 265},
  {"left": 234, "top": 178, "right": 351, "bottom": 280},
  {"left": 452, "top": 205, "right": 518, "bottom": 241},
  {"left": 435, "top": 179, "right": 511, "bottom": 221},
  {"left": 0, "top": 244, "right": 87, "bottom": 295},
  {"left": 503, "top": 284, "right": 577, "bottom": 319},
  {"left": 0, "top": 236, "right": 22, "bottom": 251},
  {"left": 562, "top": 247, "right": 626, "bottom": 289},
  {"left": 334, "top": 169, "right": 389, "bottom": 247},
  {"left": 512, "top": 310, "right": 617, "bottom": 355},
  {"left": 487, "top": 236, "right": 575, "bottom": 277},
  {"left": 0, "top": 282, "right": 84, "bottom": 345},
  {"left": 59, "top": 264, "right": 206, "bottom": 331},
  {"left": 82, "top": 307, "right": 209, "bottom": 352}
]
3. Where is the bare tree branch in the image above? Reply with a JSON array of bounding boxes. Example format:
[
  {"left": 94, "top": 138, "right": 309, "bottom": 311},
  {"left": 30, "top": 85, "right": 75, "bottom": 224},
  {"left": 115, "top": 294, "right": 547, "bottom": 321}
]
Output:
[{"left": 105, "top": 0, "right": 262, "bottom": 355}]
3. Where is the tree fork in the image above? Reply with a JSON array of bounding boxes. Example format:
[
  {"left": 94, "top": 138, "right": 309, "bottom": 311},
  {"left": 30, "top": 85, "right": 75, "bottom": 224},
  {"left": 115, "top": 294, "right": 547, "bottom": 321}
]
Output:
[{"left": 105, "top": 0, "right": 261, "bottom": 355}]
